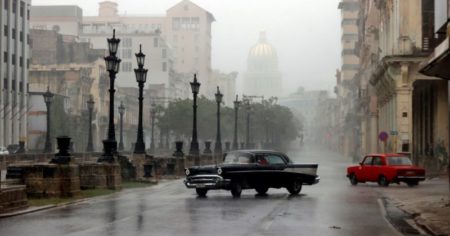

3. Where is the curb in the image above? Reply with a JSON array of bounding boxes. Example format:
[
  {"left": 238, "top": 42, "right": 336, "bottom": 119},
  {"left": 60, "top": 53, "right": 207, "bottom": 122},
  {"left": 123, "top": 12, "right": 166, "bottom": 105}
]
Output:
[{"left": 0, "top": 198, "right": 89, "bottom": 218}]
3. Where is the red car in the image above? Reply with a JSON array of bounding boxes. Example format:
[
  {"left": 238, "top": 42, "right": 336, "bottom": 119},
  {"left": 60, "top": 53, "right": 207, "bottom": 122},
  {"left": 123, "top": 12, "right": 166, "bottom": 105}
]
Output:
[{"left": 346, "top": 154, "right": 425, "bottom": 187}]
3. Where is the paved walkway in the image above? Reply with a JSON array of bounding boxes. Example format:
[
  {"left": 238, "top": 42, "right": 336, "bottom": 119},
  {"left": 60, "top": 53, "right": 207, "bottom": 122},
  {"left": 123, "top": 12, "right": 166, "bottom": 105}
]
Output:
[{"left": 377, "top": 175, "right": 450, "bottom": 236}]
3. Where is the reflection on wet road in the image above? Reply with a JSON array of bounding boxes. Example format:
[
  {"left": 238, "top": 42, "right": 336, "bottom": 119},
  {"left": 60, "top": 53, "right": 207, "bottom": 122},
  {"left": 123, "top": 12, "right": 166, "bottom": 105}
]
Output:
[{"left": 0, "top": 146, "right": 399, "bottom": 236}]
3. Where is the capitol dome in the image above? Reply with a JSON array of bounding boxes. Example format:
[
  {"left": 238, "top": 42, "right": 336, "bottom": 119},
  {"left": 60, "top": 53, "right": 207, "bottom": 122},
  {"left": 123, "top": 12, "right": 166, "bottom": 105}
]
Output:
[
  {"left": 249, "top": 32, "right": 277, "bottom": 58},
  {"left": 244, "top": 32, "right": 282, "bottom": 97}
]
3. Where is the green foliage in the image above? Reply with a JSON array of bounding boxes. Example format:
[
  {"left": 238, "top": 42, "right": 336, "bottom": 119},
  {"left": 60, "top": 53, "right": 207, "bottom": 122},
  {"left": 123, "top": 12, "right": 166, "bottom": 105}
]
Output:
[{"left": 158, "top": 97, "right": 302, "bottom": 149}]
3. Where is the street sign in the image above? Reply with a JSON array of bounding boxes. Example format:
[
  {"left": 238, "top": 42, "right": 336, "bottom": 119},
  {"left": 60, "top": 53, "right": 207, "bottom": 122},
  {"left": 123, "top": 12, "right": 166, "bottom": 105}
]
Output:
[
  {"left": 378, "top": 131, "right": 389, "bottom": 142},
  {"left": 390, "top": 130, "right": 398, "bottom": 135}
]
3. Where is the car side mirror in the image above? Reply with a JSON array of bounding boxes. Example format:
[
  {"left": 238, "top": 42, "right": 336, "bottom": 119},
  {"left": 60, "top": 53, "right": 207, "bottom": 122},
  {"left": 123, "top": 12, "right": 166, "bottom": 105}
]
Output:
[{"left": 359, "top": 162, "right": 363, "bottom": 166}]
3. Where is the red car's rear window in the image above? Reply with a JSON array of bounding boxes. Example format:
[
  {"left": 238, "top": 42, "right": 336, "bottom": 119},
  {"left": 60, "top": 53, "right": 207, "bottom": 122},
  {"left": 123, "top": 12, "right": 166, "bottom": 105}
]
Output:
[{"left": 387, "top": 156, "right": 412, "bottom": 166}]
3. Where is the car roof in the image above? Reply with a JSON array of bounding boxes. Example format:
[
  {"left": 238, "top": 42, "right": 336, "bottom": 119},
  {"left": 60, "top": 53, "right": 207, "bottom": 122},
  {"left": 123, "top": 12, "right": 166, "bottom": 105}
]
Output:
[
  {"left": 365, "top": 153, "right": 408, "bottom": 157},
  {"left": 227, "top": 149, "right": 284, "bottom": 155}
]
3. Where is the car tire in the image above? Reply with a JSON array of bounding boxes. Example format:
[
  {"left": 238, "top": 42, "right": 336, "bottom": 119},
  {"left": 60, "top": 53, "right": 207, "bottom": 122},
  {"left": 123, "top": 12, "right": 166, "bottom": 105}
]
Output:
[
  {"left": 196, "top": 188, "right": 208, "bottom": 197},
  {"left": 231, "top": 182, "right": 242, "bottom": 198},
  {"left": 349, "top": 174, "right": 358, "bottom": 186},
  {"left": 407, "top": 181, "right": 419, "bottom": 187},
  {"left": 255, "top": 186, "right": 269, "bottom": 195},
  {"left": 287, "top": 178, "right": 302, "bottom": 195},
  {"left": 378, "top": 175, "right": 389, "bottom": 187}
]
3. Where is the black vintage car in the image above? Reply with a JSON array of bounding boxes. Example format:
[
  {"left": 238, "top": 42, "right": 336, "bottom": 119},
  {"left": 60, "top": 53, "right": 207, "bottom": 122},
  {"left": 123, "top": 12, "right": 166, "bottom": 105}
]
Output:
[{"left": 184, "top": 150, "right": 320, "bottom": 197}]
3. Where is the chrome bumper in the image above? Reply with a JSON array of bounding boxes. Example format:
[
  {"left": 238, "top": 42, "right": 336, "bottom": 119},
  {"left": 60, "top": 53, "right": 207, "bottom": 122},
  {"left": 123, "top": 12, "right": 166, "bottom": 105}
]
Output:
[
  {"left": 184, "top": 174, "right": 230, "bottom": 189},
  {"left": 313, "top": 176, "right": 320, "bottom": 185}
]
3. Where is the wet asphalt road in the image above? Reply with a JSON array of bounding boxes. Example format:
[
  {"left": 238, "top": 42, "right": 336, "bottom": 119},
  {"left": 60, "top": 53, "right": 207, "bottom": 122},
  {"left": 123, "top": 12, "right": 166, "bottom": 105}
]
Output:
[{"left": 0, "top": 145, "right": 400, "bottom": 236}]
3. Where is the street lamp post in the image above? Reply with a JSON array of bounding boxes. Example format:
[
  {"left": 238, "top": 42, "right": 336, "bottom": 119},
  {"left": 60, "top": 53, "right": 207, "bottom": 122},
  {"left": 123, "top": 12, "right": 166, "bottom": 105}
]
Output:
[
  {"left": 232, "top": 95, "right": 241, "bottom": 150},
  {"left": 134, "top": 44, "right": 148, "bottom": 154},
  {"left": 118, "top": 101, "right": 125, "bottom": 151},
  {"left": 244, "top": 98, "right": 251, "bottom": 149},
  {"left": 86, "top": 95, "right": 95, "bottom": 152},
  {"left": 43, "top": 87, "right": 53, "bottom": 153},
  {"left": 189, "top": 74, "right": 201, "bottom": 156},
  {"left": 150, "top": 103, "right": 156, "bottom": 154},
  {"left": 214, "top": 86, "right": 223, "bottom": 155},
  {"left": 100, "top": 29, "right": 121, "bottom": 162}
]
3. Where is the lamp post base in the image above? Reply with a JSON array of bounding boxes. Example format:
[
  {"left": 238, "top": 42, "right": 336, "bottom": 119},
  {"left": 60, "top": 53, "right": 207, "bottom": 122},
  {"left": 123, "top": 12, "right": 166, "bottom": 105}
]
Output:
[
  {"left": 98, "top": 139, "right": 117, "bottom": 163},
  {"left": 134, "top": 142, "right": 146, "bottom": 154}
]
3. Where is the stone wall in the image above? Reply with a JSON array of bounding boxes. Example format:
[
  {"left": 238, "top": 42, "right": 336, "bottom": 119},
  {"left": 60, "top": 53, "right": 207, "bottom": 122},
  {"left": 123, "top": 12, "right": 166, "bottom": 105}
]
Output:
[
  {"left": 79, "top": 162, "right": 121, "bottom": 190},
  {"left": 8, "top": 163, "right": 80, "bottom": 198},
  {"left": 0, "top": 185, "right": 28, "bottom": 214}
]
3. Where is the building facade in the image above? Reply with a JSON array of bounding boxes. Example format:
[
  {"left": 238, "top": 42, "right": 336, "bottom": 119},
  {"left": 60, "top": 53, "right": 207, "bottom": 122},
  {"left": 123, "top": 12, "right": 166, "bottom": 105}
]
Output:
[
  {"left": 0, "top": 0, "right": 31, "bottom": 148},
  {"left": 336, "top": 0, "right": 360, "bottom": 158},
  {"left": 244, "top": 32, "right": 282, "bottom": 98},
  {"left": 30, "top": 0, "right": 215, "bottom": 100}
]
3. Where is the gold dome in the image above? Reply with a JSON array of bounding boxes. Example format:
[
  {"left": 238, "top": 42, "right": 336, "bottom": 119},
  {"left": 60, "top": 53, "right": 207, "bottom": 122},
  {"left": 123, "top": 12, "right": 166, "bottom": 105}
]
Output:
[{"left": 249, "top": 32, "right": 276, "bottom": 57}]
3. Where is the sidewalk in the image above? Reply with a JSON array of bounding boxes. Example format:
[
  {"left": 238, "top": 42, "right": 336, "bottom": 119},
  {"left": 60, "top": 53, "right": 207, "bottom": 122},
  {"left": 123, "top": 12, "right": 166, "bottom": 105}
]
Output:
[{"left": 378, "top": 175, "right": 450, "bottom": 236}]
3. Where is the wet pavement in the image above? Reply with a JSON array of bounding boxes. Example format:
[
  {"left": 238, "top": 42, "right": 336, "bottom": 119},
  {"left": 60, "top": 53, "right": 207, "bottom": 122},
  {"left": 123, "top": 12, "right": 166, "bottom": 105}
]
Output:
[{"left": 0, "top": 145, "right": 401, "bottom": 236}]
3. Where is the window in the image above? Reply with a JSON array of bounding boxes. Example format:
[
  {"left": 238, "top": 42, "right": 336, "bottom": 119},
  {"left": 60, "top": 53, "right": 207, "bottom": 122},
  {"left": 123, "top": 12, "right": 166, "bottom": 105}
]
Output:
[
  {"left": 26, "top": 59, "right": 29, "bottom": 68},
  {"left": 11, "top": 54, "right": 15, "bottom": 65},
  {"left": 12, "top": 79, "right": 16, "bottom": 91},
  {"left": 172, "top": 17, "right": 181, "bottom": 30},
  {"left": 3, "top": 52, "right": 7, "bottom": 63},
  {"left": 122, "top": 49, "right": 132, "bottom": 59},
  {"left": 121, "top": 62, "right": 132, "bottom": 72},
  {"left": 122, "top": 38, "right": 132, "bottom": 48},
  {"left": 12, "top": 28, "right": 15, "bottom": 39},
  {"left": 12, "top": 0, "right": 17, "bottom": 13},
  {"left": 19, "top": 56, "right": 22, "bottom": 67},
  {"left": 19, "top": 31, "right": 23, "bottom": 42},
  {"left": 4, "top": 79, "right": 8, "bottom": 89},
  {"left": 19, "top": 81, "right": 23, "bottom": 92},
  {"left": 372, "top": 157, "right": 383, "bottom": 166},
  {"left": 162, "top": 62, "right": 167, "bottom": 72},
  {"left": 27, "top": 10, "right": 30, "bottom": 20},
  {"left": 223, "top": 152, "right": 252, "bottom": 164},
  {"left": 4, "top": 25, "right": 8, "bottom": 37},
  {"left": 27, "top": 34, "right": 30, "bottom": 45},
  {"left": 20, "top": 2, "right": 24, "bottom": 17},
  {"left": 162, "top": 49, "right": 166, "bottom": 58},
  {"left": 265, "top": 155, "right": 286, "bottom": 165},
  {"left": 153, "top": 38, "right": 158, "bottom": 47},
  {"left": 4, "top": 0, "right": 8, "bottom": 10},
  {"left": 362, "top": 156, "right": 373, "bottom": 165}
]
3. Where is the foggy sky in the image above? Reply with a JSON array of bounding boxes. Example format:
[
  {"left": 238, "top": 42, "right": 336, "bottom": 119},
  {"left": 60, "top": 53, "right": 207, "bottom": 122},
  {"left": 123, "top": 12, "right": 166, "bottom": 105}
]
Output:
[{"left": 32, "top": 0, "right": 342, "bottom": 97}]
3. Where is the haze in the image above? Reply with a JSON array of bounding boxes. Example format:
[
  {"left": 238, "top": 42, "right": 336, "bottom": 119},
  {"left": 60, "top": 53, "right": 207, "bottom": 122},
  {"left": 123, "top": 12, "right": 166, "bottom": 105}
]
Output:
[{"left": 32, "top": 0, "right": 341, "bottom": 96}]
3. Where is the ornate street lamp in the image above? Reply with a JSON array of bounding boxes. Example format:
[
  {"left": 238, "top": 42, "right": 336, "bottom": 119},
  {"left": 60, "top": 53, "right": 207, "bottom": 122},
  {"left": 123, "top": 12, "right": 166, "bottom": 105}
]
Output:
[
  {"left": 189, "top": 74, "right": 201, "bottom": 156},
  {"left": 134, "top": 44, "right": 148, "bottom": 154},
  {"left": 232, "top": 95, "right": 241, "bottom": 150},
  {"left": 150, "top": 103, "right": 156, "bottom": 154},
  {"left": 214, "top": 86, "right": 223, "bottom": 155},
  {"left": 86, "top": 95, "right": 95, "bottom": 152},
  {"left": 100, "top": 29, "right": 121, "bottom": 162},
  {"left": 243, "top": 97, "right": 251, "bottom": 149},
  {"left": 43, "top": 86, "right": 53, "bottom": 153},
  {"left": 118, "top": 101, "right": 125, "bottom": 151}
]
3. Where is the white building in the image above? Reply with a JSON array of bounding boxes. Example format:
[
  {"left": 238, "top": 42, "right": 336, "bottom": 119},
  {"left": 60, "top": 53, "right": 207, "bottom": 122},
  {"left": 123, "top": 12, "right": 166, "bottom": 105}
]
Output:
[{"left": 0, "top": 0, "right": 31, "bottom": 147}]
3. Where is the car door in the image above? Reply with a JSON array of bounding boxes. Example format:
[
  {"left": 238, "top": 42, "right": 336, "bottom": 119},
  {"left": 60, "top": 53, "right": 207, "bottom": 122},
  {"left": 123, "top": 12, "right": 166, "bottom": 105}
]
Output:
[
  {"left": 264, "top": 153, "right": 287, "bottom": 185},
  {"left": 360, "top": 156, "right": 373, "bottom": 182},
  {"left": 369, "top": 156, "right": 383, "bottom": 181}
]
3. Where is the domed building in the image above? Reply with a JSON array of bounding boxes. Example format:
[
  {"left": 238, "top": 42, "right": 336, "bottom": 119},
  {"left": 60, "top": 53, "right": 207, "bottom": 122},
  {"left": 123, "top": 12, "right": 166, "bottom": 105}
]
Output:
[{"left": 244, "top": 32, "right": 282, "bottom": 97}]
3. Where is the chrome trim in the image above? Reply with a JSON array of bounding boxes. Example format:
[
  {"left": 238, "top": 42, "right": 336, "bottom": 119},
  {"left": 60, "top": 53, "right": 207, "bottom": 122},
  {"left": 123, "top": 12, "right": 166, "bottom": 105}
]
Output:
[{"left": 396, "top": 176, "right": 425, "bottom": 179}]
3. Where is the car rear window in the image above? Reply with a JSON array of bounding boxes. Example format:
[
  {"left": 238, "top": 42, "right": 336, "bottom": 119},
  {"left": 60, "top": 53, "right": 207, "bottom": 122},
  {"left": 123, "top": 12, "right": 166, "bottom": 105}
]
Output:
[
  {"left": 387, "top": 156, "right": 412, "bottom": 166},
  {"left": 223, "top": 152, "right": 252, "bottom": 164}
]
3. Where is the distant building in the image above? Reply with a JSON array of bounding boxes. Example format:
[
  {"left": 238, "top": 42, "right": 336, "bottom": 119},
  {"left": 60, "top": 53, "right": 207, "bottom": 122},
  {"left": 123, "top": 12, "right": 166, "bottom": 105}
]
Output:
[
  {"left": 278, "top": 87, "right": 326, "bottom": 142},
  {"left": 0, "top": 0, "right": 32, "bottom": 148},
  {"left": 28, "top": 29, "right": 107, "bottom": 152},
  {"left": 30, "top": 0, "right": 215, "bottom": 99},
  {"left": 211, "top": 70, "right": 237, "bottom": 107},
  {"left": 244, "top": 32, "right": 282, "bottom": 98}
]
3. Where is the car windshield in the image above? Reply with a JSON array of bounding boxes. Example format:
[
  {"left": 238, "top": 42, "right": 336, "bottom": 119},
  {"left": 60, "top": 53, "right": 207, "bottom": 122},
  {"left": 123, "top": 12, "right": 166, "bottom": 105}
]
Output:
[
  {"left": 223, "top": 152, "right": 252, "bottom": 164},
  {"left": 387, "top": 156, "right": 412, "bottom": 166}
]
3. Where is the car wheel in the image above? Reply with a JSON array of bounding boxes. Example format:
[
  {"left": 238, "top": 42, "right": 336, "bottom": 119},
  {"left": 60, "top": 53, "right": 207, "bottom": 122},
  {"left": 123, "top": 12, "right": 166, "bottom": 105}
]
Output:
[
  {"left": 231, "top": 182, "right": 242, "bottom": 198},
  {"left": 287, "top": 178, "right": 302, "bottom": 195},
  {"left": 378, "top": 175, "right": 389, "bottom": 187},
  {"left": 349, "top": 174, "right": 358, "bottom": 186},
  {"left": 196, "top": 188, "right": 208, "bottom": 197},
  {"left": 255, "top": 185, "right": 269, "bottom": 195},
  {"left": 407, "top": 181, "right": 419, "bottom": 187}
]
